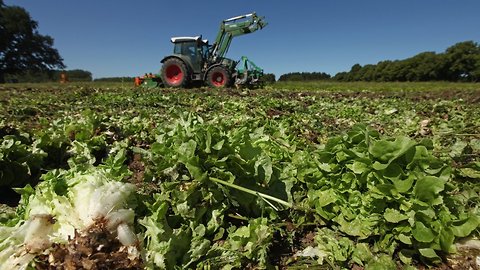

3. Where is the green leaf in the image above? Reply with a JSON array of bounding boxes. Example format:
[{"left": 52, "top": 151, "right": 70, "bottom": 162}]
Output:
[
  {"left": 314, "top": 189, "right": 337, "bottom": 207},
  {"left": 238, "top": 141, "right": 261, "bottom": 160},
  {"left": 369, "top": 137, "right": 417, "bottom": 169},
  {"left": 450, "top": 140, "right": 468, "bottom": 158},
  {"left": 318, "top": 162, "right": 332, "bottom": 172},
  {"left": 418, "top": 248, "right": 440, "bottom": 261},
  {"left": 212, "top": 139, "right": 224, "bottom": 151},
  {"left": 458, "top": 168, "right": 480, "bottom": 179},
  {"left": 383, "top": 163, "right": 405, "bottom": 180},
  {"left": 412, "top": 221, "right": 435, "bottom": 243},
  {"left": 226, "top": 218, "right": 272, "bottom": 266},
  {"left": 406, "top": 145, "right": 432, "bottom": 170},
  {"left": 398, "top": 249, "right": 414, "bottom": 264},
  {"left": 335, "top": 214, "right": 378, "bottom": 239},
  {"left": 254, "top": 154, "right": 273, "bottom": 185},
  {"left": 351, "top": 242, "right": 373, "bottom": 266},
  {"left": 452, "top": 215, "right": 480, "bottom": 237},
  {"left": 348, "top": 161, "right": 369, "bottom": 174},
  {"left": 391, "top": 174, "right": 415, "bottom": 193},
  {"left": 365, "top": 254, "right": 396, "bottom": 270},
  {"left": 439, "top": 227, "right": 455, "bottom": 252},
  {"left": 384, "top": 208, "right": 408, "bottom": 223},
  {"left": 178, "top": 140, "right": 197, "bottom": 159},
  {"left": 414, "top": 176, "right": 445, "bottom": 202},
  {"left": 398, "top": 234, "right": 412, "bottom": 245}
]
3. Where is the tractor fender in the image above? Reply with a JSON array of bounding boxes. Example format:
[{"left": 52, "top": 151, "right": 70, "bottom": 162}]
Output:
[{"left": 160, "top": 55, "right": 181, "bottom": 64}]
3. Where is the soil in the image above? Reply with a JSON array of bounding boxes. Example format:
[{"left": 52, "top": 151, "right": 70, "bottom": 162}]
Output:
[
  {"left": 128, "top": 154, "right": 145, "bottom": 184},
  {"left": 430, "top": 247, "right": 480, "bottom": 270},
  {"left": 269, "top": 227, "right": 318, "bottom": 268},
  {"left": 35, "top": 219, "right": 142, "bottom": 270}
]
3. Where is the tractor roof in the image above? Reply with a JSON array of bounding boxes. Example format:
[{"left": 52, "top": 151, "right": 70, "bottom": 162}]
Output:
[{"left": 170, "top": 36, "right": 208, "bottom": 44}]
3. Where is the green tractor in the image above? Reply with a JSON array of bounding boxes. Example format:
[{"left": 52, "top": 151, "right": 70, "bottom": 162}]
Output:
[{"left": 157, "top": 13, "right": 267, "bottom": 88}]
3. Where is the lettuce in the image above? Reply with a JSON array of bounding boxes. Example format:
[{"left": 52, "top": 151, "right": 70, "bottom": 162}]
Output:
[{"left": 0, "top": 167, "right": 139, "bottom": 269}]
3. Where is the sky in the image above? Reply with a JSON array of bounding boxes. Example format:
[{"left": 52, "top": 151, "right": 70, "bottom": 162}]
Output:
[{"left": 5, "top": 0, "right": 480, "bottom": 79}]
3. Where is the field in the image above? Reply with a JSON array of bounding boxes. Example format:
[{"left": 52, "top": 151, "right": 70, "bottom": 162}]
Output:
[{"left": 0, "top": 81, "right": 479, "bottom": 269}]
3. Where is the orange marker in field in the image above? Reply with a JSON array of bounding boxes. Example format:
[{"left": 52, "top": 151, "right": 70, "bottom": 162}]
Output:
[{"left": 60, "top": 72, "right": 68, "bottom": 83}]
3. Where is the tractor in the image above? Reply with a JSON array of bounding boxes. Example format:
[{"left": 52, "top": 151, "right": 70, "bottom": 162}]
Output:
[{"left": 136, "top": 13, "right": 267, "bottom": 88}]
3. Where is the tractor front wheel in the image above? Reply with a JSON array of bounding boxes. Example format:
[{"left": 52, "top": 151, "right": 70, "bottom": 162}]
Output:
[
  {"left": 161, "top": 58, "right": 189, "bottom": 88},
  {"left": 206, "top": 66, "right": 231, "bottom": 88}
]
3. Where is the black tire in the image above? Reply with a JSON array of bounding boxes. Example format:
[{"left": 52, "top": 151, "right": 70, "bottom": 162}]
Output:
[
  {"left": 161, "top": 58, "right": 190, "bottom": 88},
  {"left": 206, "top": 66, "right": 231, "bottom": 88}
]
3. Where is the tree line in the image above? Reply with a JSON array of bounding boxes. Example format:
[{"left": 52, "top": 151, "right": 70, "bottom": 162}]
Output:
[
  {"left": 5, "top": 69, "right": 92, "bottom": 83},
  {"left": 334, "top": 41, "right": 480, "bottom": 82},
  {"left": 93, "top": 77, "right": 135, "bottom": 82},
  {"left": 277, "top": 41, "right": 480, "bottom": 83},
  {"left": 278, "top": 72, "right": 331, "bottom": 82}
]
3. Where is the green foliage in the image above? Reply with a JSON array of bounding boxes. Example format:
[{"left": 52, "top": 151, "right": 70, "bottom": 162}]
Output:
[
  {"left": 94, "top": 76, "right": 135, "bottom": 83},
  {"left": 0, "top": 83, "right": 478, "bottom": 269},
  {"left": 0, "top": 131, "right": 46, "bottom": 187},
  {"left": 334, "top": 41, "right": 480, "bottom": 82},
  {"left": 5, "top": 69, "right": 92, "bottom": 83},
  {"left": 300, "top": 124, "right": 479, "bottom": 265},
  {"left": 0, "top": 2, "right": 64, "bottom": 82},
  {"left": 259, "top": 73, "right": 276, "bottom": 83},
  {"left": 278, "top": 71, "right": 331, "bottom": 81}
]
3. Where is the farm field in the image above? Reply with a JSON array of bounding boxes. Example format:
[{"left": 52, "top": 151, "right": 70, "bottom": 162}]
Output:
[{"left": 0, "top": 81, "right": 479, "bottom": 269}]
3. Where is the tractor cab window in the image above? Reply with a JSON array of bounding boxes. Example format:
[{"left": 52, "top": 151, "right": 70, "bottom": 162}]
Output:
[
  {"left": 173, "top": 41, "right": 203, "bottom": 72},
  {"left": 173, "top": 42, "right": 197, "bottom": 57}
]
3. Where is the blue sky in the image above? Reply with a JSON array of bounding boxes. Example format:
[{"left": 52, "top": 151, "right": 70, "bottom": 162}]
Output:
[{"left": 5, "top": 0, "right": 480, "bottom": 79}]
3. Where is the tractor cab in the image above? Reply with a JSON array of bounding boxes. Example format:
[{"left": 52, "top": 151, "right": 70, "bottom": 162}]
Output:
[{"left": 170, "top": 36, "right": 209, "bottom": 74}]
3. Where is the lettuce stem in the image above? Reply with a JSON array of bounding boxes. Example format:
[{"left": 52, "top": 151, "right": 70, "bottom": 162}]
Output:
[{"left": 209, "top": 177, "right": 293, "bottom": 208}]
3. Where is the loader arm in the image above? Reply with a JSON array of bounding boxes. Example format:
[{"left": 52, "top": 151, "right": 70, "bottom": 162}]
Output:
[{"left": 210, "top": 13, "right": 267, "bottom": 62}]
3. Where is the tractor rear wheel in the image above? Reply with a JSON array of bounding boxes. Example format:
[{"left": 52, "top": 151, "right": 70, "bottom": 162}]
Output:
[
  {"left": 206, "top": 66, "right": 231, "bottom": 88},
  {"left": 161, "top": 58, "right": 189, "bottom": 88}
]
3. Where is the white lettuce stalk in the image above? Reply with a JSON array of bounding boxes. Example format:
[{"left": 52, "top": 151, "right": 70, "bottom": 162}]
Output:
[
  {"left": 0, "top": 168, "right": 139, "bottom": 268},
  {"left": 0, "top": 214, "right": 54, "bottom": 270}
]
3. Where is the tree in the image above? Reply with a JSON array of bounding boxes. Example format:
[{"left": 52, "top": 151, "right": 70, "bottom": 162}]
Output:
[
  {"left": 278, "top": 72, "right": 331, "bottom": 81},
  {"left": 260, "top": 73, "right": 276, "bottom": 83},
  {"left": 472, "top": 54, "right": 480, "bottom": 82},
  {"left": 333, "top": 41, "right": 480, "bottom": 82},
  {"left": 0, "top": 2, "right": 64, "bottom": 83},
  {"left": 444, "top": 41, "right": 480, "bottom": 81},
  {"left": 66, "top": 69, "right": 92, "bottom": 81}
]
